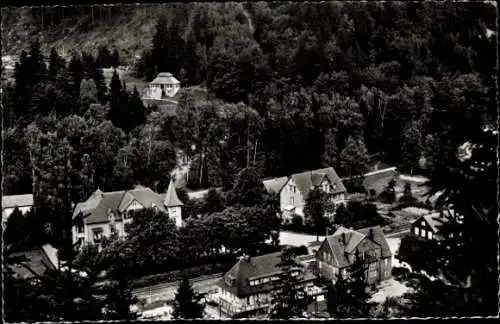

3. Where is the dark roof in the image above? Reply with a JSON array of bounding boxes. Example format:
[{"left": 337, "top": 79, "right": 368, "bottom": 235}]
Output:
[
  {"left": 8, "top": 248, "right": 56, "bottom": 280},
  {"left": 262, "top": 177, "right": 289, "bottom": 194},
  {"left": 215, "top": 252, "right": 315, "bottom": 298},
  {"left": 289, "top": 167, "right": 346, "bottom": 199},
  {"left": 414, "top": 213, "right": 448, "bottom": 233},
  {"left": 151, "top": 72, "right": 180, "bottom": 85},
  {"left": 163, "top": 181, "right": 183, "bottom": 207},
  {"left": 320, "top": 226, "right": 392, "bottom": 268},
  {"left": 73, "top": 188, "right": 166, "bottom": 224},
  {"left": 2, "top": 194, "right": 33, "bottom": 209}
]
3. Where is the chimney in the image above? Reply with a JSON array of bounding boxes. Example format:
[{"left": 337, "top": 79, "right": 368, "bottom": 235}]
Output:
[
  {"left": 369, "top": 228, "right": 374, "bottom": 239},
  {"left": 342, "top": 233, "right": 346, "bottom": 245},
  {"left": 239, "top": 254, "right": 251, "bottom": 262}
]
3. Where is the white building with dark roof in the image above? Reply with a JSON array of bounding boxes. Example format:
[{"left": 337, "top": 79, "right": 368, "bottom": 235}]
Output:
[
  {"left": 72, "top": 181, "right": 183, "bottom": 247},
  {"left": 279, "top": 167, "right": 347, "bottom": 220},
  {"left": 315, "top": 225, "right": 392, "bottom": 285},
  {"left": 141, "top": 72, "right": 181, "bottom": 115},
  {"left": 142, "top": 72, "right": 181, "bottom": 100}
]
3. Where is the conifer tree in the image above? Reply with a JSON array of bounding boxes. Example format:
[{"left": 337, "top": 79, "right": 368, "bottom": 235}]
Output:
[
  {"left": 108, "top": 70, "right": 122, "bottom": 128},
  {"left": 28, "top": 39, "right": 47, "bottom": 84},
  {"left": 270, "top": 248, "right": 309, "bottom": 319},
  {"left": 14, "top": 50, "right": 32, "bottom": 119},
  {"left": 92, "top": 62, "right": 107, "bottom": 103},
  {"left": 127, "top": 86, "right": 146, "bottom": 130},
  {"left": 111, "top": 49, "right": 120, "bottom": 68},
  {"left": 97, "top": 45, "right": 112, "bottom": 68},
  {"left": 172, "top": 276, "right": 205, "bottom": 319},
  {"left": 326, "top": 256, "right": 375, "bottom": 318},
  {"left": 68, "top": 55, "right": 84, "bottom": 98},
  {"left": 48, "top": 47, "right": 65, "bottom": 82}
]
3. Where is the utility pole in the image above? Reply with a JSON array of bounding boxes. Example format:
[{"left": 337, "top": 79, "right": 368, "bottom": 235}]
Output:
[
  {"left": 253, "top": 139, "right": 258, "bottom": 166},
  {"left": 199, "top": 144, "right": 204, "bottom": 186},
  {"left": 246, "top": 119, "right": 250, "bottom": 168},
  {"left": 147, "top": 125, "right": 153, "bottom": 167}
]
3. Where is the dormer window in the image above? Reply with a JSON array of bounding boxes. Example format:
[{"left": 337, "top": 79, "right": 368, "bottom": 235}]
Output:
[{"left": 225, "top": 275, "right": 236, "bottom": 287}]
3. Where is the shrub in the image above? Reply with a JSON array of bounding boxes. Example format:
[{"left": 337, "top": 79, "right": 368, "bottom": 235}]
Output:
[
  {"left": 392, "top": 267, "right": 410, "bottom": 281},
  {"left": 291, "top": 214, "right": 304, "bottom": 226},
  {"left": 130, "top": 262, "right": 233, "bottom": 289},
  {"left": 397, "top": 236, "right": 439, "bottom": 276},
  {"left": 291, "top": 245, "right": 309, "bottom": 256}
]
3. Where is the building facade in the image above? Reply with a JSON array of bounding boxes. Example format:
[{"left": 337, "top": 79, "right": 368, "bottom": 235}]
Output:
[
  {"left": 315, "top": 226, "right": 392, "bottom": 285},
  {"left": 212, "top": 252, "right": 317, "bottom": 318},
  {"left": 411, "top": 212, "right": 452, "bottom": 241},
  {"left": 142, "top": 72, "right": 181, "bottom": 99},
  {"left": 279, "top": 167, "right": 347, "bottom": 221},
  {"left": 72, "top": 181, "right": 183, "bottom": 247}
]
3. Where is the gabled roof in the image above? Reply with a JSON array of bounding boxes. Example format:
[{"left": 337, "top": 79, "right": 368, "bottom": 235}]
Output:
[
  {"left": 215, "top": 251, "right": 314, "bottom": 298},
  {"left": 262, "top": 177, "right": 289, "bottom": 194},
  {"left": 2, "top": 194, "right": 34, "bottom": 209},
  {"left": 151, "top": 72, "right": 180, "bottom": 85},
  {"left": 321, "top": 225, "right": 391, "bottom": 268},
  {"left": 416, "top": 213, "right": 448, "bottom": 233},
  {"left": 163, "top": 181, "right": 183, "bottom": 207},
  {"left": 8, "top": 248, "right": 56, "bottom": 280},
  {"left": 73, "top": 187, "right": 165, "bottom": 224},
  {"left": 118, "top": 188, "right": 166, "bottom": 212},
  {"left": 289, "top": 167, "right": 346, "bottom": 199}
]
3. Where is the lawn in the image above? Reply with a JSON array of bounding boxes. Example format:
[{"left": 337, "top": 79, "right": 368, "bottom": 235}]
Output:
[
  {"left": 363, "top": 171, "right": 430, "bottom": 202},
  {"left": 102, "top": 67, "right": 149, "bottom": 93}
]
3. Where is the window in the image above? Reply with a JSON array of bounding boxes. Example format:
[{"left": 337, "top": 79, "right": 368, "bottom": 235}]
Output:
[
  {"left": 271, "top": 276, "right": 279, "bottom": 281},
  {"left": 421, "top": 221, "right": 425, "bottom": 227},
  {"left": 262, "top": 277, "right": 270, "bottom": 284},
  {"left": 413, "top": 227, "right": 419, "bottom": 236},
  {"left": 249, "top": 280, "right": 256, "bottom": 287},
  {"left": 421, "top": 229, "right": 426, "bottom": 238},
  {"left": 323, "top": 252, "right": 327, "bottom": 261},
  {"left": 110, "top": 224, "right": 117, "bottom": 235},
  {"left": 124, "top": 222, "right": 134, "bottom": 234},
  {"left": 92, "top": 228, "right": 103, "bottom": 243},
  {"left": 290, "top": 196, "right": 294, "bottom": 205},
  {"left": 427, "top": 231, "right": 433, "bottom": 240},
  {"left": 225, "top": 275, "right": 235, "bottom": 287},
  {"left": 368, "top": 262, "right": 377, "bottom": 280},
  {"left": 77, "top": 224, "right": 84, "bottom": 234}
]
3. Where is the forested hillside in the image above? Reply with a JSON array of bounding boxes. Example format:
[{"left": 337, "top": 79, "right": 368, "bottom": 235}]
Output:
[
  {"left": 1, "top": 5, "right": 170, "bottom": 62},
  {"left": 2, "top": 2, "right": 497, "bottom": 198}
]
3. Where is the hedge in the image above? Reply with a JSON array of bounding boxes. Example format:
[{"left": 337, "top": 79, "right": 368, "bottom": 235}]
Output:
[{"left": 130, "top": 262, "right": 232, "bottom": 289}]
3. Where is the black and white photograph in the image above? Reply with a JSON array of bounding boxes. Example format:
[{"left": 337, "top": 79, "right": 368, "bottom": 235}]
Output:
[{"left": 1, "top": 1, "right": 498, "bottom": 321}]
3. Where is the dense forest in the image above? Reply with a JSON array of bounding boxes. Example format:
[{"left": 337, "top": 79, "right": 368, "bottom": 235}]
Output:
[
  {"left": 2, "top": 2, "right": 498, "bottom": 320},
  {"left": 3, "top": 1, "right": 497, "bottom": 198}
]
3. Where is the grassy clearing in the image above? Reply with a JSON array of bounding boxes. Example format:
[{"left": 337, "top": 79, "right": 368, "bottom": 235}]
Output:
[
  {"left": 363, "top": 171, "right": 430, "bottom": 202},
  {"left": 102, "top": 68, "right": 148, "bottom": 93}
]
